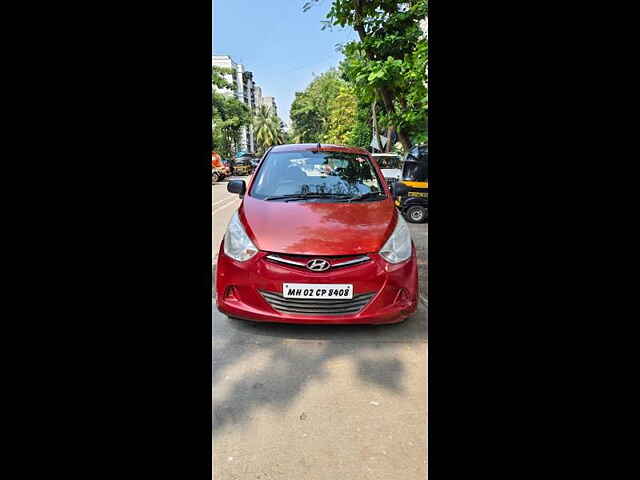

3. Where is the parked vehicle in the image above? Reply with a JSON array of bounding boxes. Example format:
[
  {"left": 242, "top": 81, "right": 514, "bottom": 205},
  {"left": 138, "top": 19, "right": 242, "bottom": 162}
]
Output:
[
  {"left": 216, "top": 143, "right": 418, "bottom": 325},
  {"left": 222, "top": 158, "right": 234, "bottom": 176},
  {"left": 395, "top": 144, "right": 428, "bottom": 223},
  {"left": 371, "top": 153, "right": 402, "bottom": 187},
  {"left": 212, "top": 151, "right": 227, "bottom": 183},
  {"left": 233, "top": 155, "right": 255, "bottom": 176}
]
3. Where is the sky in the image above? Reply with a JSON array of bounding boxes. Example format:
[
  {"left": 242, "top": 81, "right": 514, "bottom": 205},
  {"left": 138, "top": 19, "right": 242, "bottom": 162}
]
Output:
[{"left": 213, "top": 0, "right": 358, "bottom": 128}]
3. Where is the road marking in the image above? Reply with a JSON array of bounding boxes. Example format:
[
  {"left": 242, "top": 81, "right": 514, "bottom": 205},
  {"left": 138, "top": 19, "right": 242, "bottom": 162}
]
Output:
[
  {"left": 212, "top": 201, "right": 238, "bottom": 214},
  {"left": 212, "top": 197, "right": 240, "bottom": 216},
  {"left": 213, "top": 197, "right": 237, "bottom": 208}
]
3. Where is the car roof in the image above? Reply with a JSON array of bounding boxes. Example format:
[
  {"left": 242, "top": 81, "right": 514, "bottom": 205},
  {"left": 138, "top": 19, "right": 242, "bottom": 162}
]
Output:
[{"left": 269, "top": 143, "right": 370, "bottom": 156}]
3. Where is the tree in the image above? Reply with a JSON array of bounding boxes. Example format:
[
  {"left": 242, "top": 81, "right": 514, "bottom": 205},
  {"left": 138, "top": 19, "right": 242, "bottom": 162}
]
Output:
[
  {"left": 290, "top": 89, "right": 323, "bottom": 142},
  {"left": 324, "top": 83, "right": 357, "bottom": 145},
  {"left": 304, "top": 0, "right": 428, "bottom": 151},
  {"left": 212, "top": 66, "right": 234, "bottom": 90},
  {"left": 212, "top": 93, "right": 251, "bottom": 158},
  {"left": 253, "top": 105, "right": 285, "bottom": 154},
  {"left": 290, "top": 69, "right": 345, "bottom": 143},
  {"left": 290, "top": 67, "right": 373, "bottom": 149},
  {"left": 271, "top": 115, "right": 286, "bottom": 145},
  {"left": 212, "top": 66, "right": 252, "bottom": 158}
]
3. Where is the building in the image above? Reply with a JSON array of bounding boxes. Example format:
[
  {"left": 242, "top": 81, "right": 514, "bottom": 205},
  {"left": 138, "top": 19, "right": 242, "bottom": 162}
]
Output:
[
  {"left": 254, "top": 86, "right": 263, "bottom": 113},
  {"left": 212, "top": 55, "right": 258, "bottom": 153},
  {"left": 212, "top": 55, "right": 280, "bottom": 153},
  {"left": 261, "top": 96, "right": 278, "bottom": 117}
]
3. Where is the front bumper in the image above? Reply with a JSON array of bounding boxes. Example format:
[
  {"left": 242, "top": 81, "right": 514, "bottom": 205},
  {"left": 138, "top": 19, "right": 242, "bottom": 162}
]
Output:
[{"left": 215, "top": 244, "right": 418, "bottom": 325}]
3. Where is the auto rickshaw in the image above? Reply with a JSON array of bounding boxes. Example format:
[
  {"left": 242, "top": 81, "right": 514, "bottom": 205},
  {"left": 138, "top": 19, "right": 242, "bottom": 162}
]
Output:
[
  {"left": 395, "top": 144, "right": 428, "bottom": 223},
  {"left": 233, "top": 154, "right": 255, "bottom": 176},
  {"left": 212, "top": 152, "right": 227, "bottom": 183}
]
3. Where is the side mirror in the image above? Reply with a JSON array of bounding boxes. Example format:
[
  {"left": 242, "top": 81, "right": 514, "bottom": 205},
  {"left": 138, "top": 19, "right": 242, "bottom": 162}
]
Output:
[
  {"left": 391, "top": 182, "right": 409, "bottom": 199},
  {"left": 227, "top": 180, "right": 246, "bottom": 197}
]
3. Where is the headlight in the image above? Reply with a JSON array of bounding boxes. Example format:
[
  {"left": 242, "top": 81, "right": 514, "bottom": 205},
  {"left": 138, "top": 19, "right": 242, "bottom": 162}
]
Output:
[
  {"left": 223, "top": 212, "right": 258, "bottom": 261},
  {"left": 379, "top": 214, "right": 412, "bottom": 263}
]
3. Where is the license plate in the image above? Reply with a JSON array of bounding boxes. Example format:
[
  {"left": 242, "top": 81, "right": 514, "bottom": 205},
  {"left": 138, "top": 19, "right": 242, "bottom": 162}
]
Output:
[{"left": 283, "top": 283, "right": 353, "bottom": 299}]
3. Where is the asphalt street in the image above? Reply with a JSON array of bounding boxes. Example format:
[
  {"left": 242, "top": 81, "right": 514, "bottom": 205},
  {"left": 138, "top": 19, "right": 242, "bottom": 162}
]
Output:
[{"left": 212, "top": 177, "right": 428, "bottom": 479}]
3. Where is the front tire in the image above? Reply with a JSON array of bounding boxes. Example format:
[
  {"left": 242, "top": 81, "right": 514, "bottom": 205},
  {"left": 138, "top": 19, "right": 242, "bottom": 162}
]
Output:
[
  {"left": 405, "top": 205, "right": 427, "bottom": 223},
  {"left": 212, "top": 172, "right": 219, "bottom": 183}
]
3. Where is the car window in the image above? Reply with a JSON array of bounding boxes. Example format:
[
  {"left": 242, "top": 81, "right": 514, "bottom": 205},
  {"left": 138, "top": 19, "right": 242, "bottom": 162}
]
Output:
[
  {"left": 402, "top": 147, "right": 428, "bottom": 181},
  {"left": 378, "top": 156, "right": 401, "bottom": 169},
  {"left": 250, "top": 151, "right": 384, "bottom": 199}
]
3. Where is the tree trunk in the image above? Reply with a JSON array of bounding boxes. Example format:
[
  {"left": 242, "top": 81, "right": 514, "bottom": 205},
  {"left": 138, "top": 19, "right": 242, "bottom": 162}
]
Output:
[
  {"left": 372, "top": 101, "right": 384, "bottom": 153},
  {"left": 385, "top": 126, "right": 393, "bottom": 152},
  {"left": 377, "top": 86, "right": 411, "bottom": 151}
]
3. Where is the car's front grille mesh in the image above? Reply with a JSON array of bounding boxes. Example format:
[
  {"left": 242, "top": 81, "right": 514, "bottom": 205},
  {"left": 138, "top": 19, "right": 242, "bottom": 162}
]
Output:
[{"left": 260, "top": 290, "right": 375, "bottom": 316}]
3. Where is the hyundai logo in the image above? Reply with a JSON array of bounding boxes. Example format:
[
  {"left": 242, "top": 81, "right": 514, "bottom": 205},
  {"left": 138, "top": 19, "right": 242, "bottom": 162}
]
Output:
[{"left": 306, "top": 259, "right": 331, "bottom": 272}]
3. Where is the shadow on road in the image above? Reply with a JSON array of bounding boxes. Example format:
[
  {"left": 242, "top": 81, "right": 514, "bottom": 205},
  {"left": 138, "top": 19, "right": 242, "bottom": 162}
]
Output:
[
  {"left": 213, "top": 332, "right": 410, "bottom": 436},
  {"left": 212, "top": 308, "right": 427, "bottom": 437}
]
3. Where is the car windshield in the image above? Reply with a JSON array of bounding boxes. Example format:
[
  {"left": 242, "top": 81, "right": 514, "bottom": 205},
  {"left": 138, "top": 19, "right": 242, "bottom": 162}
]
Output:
[
  {"left": 402, "top": 148, "right": 428, "bottom": 182},
  {"left": 377, "top": 156, "right": 401, "bottom": 169},
  {"left": 250, "top": 151, "right": 384, "bottom": 200},
  {"left": 402, "top": 162, "right": 428, "bottom": 182}
]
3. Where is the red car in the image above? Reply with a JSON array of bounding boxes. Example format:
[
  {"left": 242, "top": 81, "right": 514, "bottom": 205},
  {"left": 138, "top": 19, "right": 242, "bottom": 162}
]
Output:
[{"left": 216, "top": 143, "right": 418, "bottom": 325}]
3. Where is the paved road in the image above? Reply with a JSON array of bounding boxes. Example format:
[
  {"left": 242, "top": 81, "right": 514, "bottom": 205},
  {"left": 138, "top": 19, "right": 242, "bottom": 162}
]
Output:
[{"left": 212, "top": 183, "right": 428, "bottom": 479}]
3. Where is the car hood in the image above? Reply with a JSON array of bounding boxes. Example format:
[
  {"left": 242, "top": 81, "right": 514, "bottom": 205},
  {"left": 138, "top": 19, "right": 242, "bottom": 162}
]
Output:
[{"left": 240, "top": 195, "right": 397, "bottom": 256}]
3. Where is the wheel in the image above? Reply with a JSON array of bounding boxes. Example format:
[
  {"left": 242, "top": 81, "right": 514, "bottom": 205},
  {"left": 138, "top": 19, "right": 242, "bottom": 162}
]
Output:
[
  {"left": 212, "top": 172, "right": 219, "bottom": 183},
  {"left": 405, "top": 205, "right": 427, "bottom": 223}
]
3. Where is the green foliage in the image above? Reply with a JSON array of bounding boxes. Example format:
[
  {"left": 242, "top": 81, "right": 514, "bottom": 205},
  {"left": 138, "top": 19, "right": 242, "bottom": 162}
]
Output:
[
  {"left": 290, "top": 69, "right": 345, "bottom": 143},
  {"left": 323, "top": 83, "right": 357, "bottom": 145},
  {"left": 212, "top": 66, "right": 234, "bottom": 90},
  {"left": 212, "top": 91, "right": 251, "bottom": 159},
  {"left": 305, "top": 0, "right": 428, "bottom": 150},
  {"left": 290, "top": 67, "right": 374, "bottom": 149},
  {"left": 253, "top": 105, "right": 285, "bottom": 154},
  {"left": 212, "top": 66, "right": 253, "bottom": 158},
  {"left": 350, "top": 96, "right": 373, "bottom": 150},
  {"left": 290, "top": 90, "right": 323, "bottom": 142}
]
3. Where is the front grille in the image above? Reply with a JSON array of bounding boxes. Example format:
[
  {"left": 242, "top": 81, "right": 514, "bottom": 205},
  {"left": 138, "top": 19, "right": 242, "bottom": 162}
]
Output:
[
  {"left": 265, "top": 253, "right": 370, "bottom": 271},
  {"left": 260, "top": 290, "right": 375, "bottom": 316}
]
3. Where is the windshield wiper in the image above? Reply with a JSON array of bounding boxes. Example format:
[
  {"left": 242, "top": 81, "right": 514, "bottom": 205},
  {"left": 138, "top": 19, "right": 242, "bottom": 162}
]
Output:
[
  {"left": 348, "top": 192, "right": 386, "bottom": 202},
  {"left": 265, "top": 193, "right": 352, "bottom": 202}
]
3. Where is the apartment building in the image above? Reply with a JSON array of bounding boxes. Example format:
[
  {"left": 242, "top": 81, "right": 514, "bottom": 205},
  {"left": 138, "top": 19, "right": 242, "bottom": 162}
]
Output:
[
  {"left": 254, "top": 86, "right": 263, "bottom": 113},
  {"left": 261, "top": 96, "right": 278, "bottom": 117},
  {"left": 212, "top": 55, "right": 257, "bottom": 153},
  {"left": 212, "top": 55, "right": 279, "bottom": 153}
]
